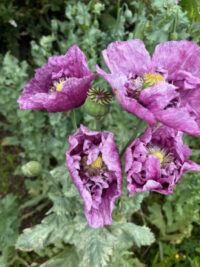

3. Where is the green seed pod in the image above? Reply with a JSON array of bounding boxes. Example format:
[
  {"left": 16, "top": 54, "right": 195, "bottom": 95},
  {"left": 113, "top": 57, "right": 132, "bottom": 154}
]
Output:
[
  {"left": 83, "top": 88, "right": 112, "bottom": 118},
  {"left": 22, "top": 161, "right": 42, "bottom": 177},
  {"left": 84, "top": 98, "right": 109, "bottom": 117}
]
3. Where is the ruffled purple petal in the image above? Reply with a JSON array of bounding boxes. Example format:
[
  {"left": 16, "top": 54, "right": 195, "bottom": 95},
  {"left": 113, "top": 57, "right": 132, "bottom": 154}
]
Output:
[
  {"left": 124, "top": 146, "right": 134, "bottom": 173},
  {"left": 48, "top": 45, "right": 92, "bottom": 79},
  {"left": 18, "top": 64, "right": 52, "bottom": 110},
  {"left": 152, "top": 41, "right": 200, "bottom": 81},
  {"left": 177, "top": 160, "right": 200, "bottom": 182},
  {"left": 174, "top": 70, "right": 200, "bottom": 90},
  {"left": 85, "top": 182, "right": 119, "bottom": 228},
  {"left": 154, "top": 107, "right": 200, "bottom": 137},
  {"left": 144, "top": 155, "right": 161, "bottom": 180},
  {"left": 139, "top": 82, "right": 178, "bottom": 112},
  {"left": 140, "top": 127, "right": 152, "bottom": 144},
  {"left": 102, "top": 39, "right": 152, "bottom": 75},
  {"left": 143, "top": 180, "right": 162, "bottom": 192},
  {"left": 180, "top": 88, "right": 200, "bottom": 116}
]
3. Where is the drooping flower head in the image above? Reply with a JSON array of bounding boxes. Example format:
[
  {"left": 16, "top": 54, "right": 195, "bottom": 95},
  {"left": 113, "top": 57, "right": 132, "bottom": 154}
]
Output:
[
  {"left": 66, "top": 125, "right": 122, "bottom": 228},
  {"left": 125, "top": 125, "right": 200, "bottom": 196},
  {"left": 96, "top": 40, "right": 200, "bottom": 137},
  {"left": 18, "top": 45, "right": 97, "bottom": 112}
]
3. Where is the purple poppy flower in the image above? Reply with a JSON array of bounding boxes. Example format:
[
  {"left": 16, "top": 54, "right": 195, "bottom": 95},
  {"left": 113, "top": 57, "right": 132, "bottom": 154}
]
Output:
[
  {"left": 18, "top": 45, "right": 97, "bottom": 112},
  {"left": 125, "top": 125, "right": 200, "bottom": 196},
  {"left": 96, "top": 40, "right": 200, "bottom": 136},
  {"left": 66, "top": 125, "right": 122, "bottom": 228}
]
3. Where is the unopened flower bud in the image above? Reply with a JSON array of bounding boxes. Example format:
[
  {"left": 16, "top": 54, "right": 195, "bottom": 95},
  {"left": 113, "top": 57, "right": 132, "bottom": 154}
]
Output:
[
  {"left": 22, "top": 161, "right": 42, "bottom": 177},
  {"left": 84, "top": 88, "right": 112, "bottom": 118},
  {"left": 125, "top": 9, "right": 133, "bottom": 19}
]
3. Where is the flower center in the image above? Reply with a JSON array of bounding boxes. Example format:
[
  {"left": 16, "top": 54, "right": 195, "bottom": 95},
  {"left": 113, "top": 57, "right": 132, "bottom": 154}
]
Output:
[
  {"left": 152, "top": 152, "right": 164, "bottom": 163},
  {"left": 90, "top": 156, "right": 103, "bottom": 168},
  {"left": 126, "top": 72, "right": 165, "bottom": 99},
  {"left": 56, "top": 81, "right": 64, "bottom": 91},
  {"left": 80, "top": 155, "right": 108, "bottom": 177},
  {"left": 48, "top": 77, "right": 68, "bottom": 93},
  {"left": 143, "top": 73, "right": 165, "bottom": 88}
]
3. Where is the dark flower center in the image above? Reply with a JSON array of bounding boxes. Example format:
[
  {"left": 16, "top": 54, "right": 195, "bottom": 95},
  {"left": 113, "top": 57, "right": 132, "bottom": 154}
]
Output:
[{"left": 80, "top": 154, "right": 108, "bottom": 177}]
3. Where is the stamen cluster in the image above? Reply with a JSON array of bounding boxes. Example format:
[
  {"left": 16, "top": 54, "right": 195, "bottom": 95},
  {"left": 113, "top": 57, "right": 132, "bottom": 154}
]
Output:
[{"left": 48, "top": 77, "right": 68, "bottom": 93}]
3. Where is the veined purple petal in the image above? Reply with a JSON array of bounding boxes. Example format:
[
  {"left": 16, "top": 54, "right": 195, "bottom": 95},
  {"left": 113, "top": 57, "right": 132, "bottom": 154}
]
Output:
[
  {"left": 102, "top": 39, "right": 152, "bottom": 75},
  {"left": 48, "top": 45, "right": 92, "bottom": 79},
  {"left": 154, "top": 107, "right": 200, "bottom": 137},
  {"left": 139, "top": 82, "right": 178, "bottom": 111},
  {"left": 152, "top": 41, "right": 200, "bottom": 81},
  {"left": 144, "top": 155, "right": 161, "bottom": 180}
]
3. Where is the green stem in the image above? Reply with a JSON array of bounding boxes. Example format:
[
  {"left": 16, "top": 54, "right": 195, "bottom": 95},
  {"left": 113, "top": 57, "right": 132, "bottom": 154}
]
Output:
[
  {"left": 120, "top": 119, "right": 144, "bottom": 157},
  {"left": 95, "top": 117, "right": 101, "bottom": 131},
  {"left": 172, "top": 4, "right": 179, "bottom": 35},
  {"left": 159, "top": 241, "right": 164, "bottom": 262},
  {"left": 72, "top": 109, "right": 77, "bottom": 131},
  {"left": 173, "top": 13, "right": 178, "bottom": 33}
]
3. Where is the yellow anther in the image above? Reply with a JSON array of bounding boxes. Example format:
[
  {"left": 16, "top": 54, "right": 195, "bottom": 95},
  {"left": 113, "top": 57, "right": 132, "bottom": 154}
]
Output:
[
  {"left": 90, "top": 156, "right": 103, "bottom": 168},
  {"left": 56, "top": 81, "right": 64, "bottom": 91},
  {"left": 152, "top": 152, "right": 163, "bottom": 163},
  {"left": 143, "top": 73, "right": 165, "bottom": 88}
]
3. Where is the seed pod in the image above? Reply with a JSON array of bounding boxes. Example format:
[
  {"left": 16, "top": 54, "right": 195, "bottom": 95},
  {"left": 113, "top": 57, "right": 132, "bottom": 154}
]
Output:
[{"left": 84, "top": 88, "right": 112, "bottom": 118}]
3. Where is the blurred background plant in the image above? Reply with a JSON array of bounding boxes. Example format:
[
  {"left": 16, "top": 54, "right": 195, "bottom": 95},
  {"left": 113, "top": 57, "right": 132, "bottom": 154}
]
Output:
[{"left": 0, "top": 0, "right": 200, "bottom": 266}]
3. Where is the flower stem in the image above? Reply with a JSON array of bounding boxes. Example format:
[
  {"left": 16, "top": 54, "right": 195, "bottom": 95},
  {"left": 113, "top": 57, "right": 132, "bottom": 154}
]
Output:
[
  {"left": 159, "top": 241, "right": 164, "bottom": 262},
  {"left": 72, "top": 109, "right": 77, "bottom": 131},
  {"left": 173, "top": 10, "right": 178, "bottom": 34},
  {"left": 120, "top": 118, "right": 144, "bottom": 157},
  {"left": 95, "top": 117, "right": 101, "bottom": 131}
]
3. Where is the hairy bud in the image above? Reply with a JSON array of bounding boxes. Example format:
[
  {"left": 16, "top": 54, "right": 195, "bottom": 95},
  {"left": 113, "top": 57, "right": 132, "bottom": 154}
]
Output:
[{"left": 22, "top": 161, "right": 42, "bottom": 177}]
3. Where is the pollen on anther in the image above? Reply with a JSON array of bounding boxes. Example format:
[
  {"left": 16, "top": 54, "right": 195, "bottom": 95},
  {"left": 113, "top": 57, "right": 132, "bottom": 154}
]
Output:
[
  {"left": 90, "top": 156, "right": 103, "bottom": 168},
  {"left": 143, "top": 73, "right": 165, "bottom": 87}
]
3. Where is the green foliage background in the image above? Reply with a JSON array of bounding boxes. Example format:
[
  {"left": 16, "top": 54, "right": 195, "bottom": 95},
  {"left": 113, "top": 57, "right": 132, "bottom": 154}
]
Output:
[{"left": 0, "top": 0, "right": 200, "bottom": 266}]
